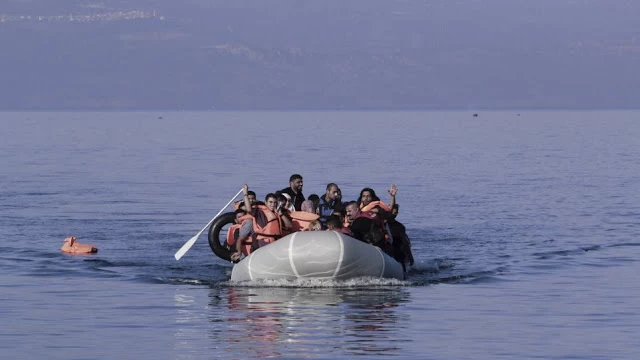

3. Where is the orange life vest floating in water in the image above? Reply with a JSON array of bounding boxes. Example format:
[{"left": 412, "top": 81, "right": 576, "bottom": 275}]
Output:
[{"left": 61, "top": 236, "right": 98, "bottom": 254}]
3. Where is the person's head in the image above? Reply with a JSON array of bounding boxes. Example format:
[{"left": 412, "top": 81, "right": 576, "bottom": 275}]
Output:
[
  {"left": 281, "top": 193, "right": 293, "bottom": 211},
  {"left": 358, "top": 187, "right": 380, "bottom": 207},
  {"left": 264, "top": 193, "right": 278, "bottom": 211},
  {"left": 301, "top": 199, "right": 315, "bottom": 213},
  {"left": 308, "top": 194, "right": 320, "bottom": 209},
  {"left": 325, "top": 215, "right": 343, "bottom": 230},
  {"left": 392, "top": 204, "right": 399, "bottom": 217},
  {"left": 325, "top": 183, "right": 339, "bottom": 201},
  {"left": 307, "top": 220, "right": 321, "bottom": 231},
  {"left": 247, "top": 191, "right": 257, "bottom": 205},
  {"left": 345, "top": 201, "right": 360, "bottom": 223},
  {"left": 234, "top": 208, "right": 246, "bottom": 224},
  {"left": 289, "top": 174, "right": 303, "bottom": 193},
  {"left": 277, "top": 193, "right": 287, "bottom": 209}
]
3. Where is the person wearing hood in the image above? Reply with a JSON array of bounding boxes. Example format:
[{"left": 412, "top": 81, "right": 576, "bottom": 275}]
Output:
[{"left": 280, "top": 192, "right": 296, "bottom": 212}]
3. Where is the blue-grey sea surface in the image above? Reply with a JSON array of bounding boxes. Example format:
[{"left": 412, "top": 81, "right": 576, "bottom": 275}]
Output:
[{"left": 1, "top": 111, "right": 639, "bottom": 359}]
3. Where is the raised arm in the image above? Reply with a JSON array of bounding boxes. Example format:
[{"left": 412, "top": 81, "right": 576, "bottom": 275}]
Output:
[
  {"left": 242, "top": 184, "right": 252, "bottom": 212},
  {"left": 387, "top": 184, "right": 397, "bottom": 210}
]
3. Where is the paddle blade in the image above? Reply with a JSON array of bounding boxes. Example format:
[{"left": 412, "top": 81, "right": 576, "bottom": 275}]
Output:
[
  {"left": 174, "top": 235, "right": 198, "bottom": 260},
  {"left": 175, "top": 188, "right": 243, "bottom": 261}
]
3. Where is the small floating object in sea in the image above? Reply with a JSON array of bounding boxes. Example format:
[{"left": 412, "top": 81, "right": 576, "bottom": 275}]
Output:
[{"left": 61, "top": 236, "right": 98, "bottom": 254}]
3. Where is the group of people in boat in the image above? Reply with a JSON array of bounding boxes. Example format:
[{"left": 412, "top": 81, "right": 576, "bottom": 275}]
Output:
[{"left": 226, "top": 174, "right": 414, "bottom": 270}]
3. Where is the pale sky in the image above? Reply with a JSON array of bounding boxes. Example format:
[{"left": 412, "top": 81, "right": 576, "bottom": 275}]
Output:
[{"left": 1, "top": 0, "right": 638, "bottom": 110}]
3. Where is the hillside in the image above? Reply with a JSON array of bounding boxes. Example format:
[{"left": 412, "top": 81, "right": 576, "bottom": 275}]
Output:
[{"left": 2, "top": 0, "right": 639, "bottom": 110}]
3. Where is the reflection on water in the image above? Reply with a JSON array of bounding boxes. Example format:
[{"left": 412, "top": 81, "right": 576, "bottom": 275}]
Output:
[{"left": 174, "top": 286, "right": 411, "bottom": 359}]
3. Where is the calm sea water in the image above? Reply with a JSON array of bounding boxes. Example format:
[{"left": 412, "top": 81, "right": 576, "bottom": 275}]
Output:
[{"left": 1, "top": 111, "right": 639, "bottom": 359}]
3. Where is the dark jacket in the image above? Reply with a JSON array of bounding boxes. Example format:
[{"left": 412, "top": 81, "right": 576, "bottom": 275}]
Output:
[{"left": 317, "top": 194, "right": 345, "bottom": 226}]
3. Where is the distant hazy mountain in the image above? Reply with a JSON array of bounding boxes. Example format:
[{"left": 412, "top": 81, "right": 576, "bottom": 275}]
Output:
[{"left": 1, "top": 0, "right": 639, "bottom": 110}]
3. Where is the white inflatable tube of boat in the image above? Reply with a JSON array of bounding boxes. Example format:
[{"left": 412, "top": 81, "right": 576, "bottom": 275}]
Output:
[{"left": 230, "top": 231, "right": 404, "bottom": 281}]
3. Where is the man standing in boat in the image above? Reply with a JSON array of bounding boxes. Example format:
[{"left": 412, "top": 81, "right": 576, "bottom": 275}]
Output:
[{"left": 280, "top": 174, "right": 305, "bottom": 211}]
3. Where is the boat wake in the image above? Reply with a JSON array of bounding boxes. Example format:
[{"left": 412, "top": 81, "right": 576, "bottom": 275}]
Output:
[{"left": 223, "top": 277, "right": 409, "bottom": 288}]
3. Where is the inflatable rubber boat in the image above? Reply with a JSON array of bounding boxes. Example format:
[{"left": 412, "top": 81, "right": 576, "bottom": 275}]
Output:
[{"left": 208, "top": 212, "right": 405, "bottom": 281}]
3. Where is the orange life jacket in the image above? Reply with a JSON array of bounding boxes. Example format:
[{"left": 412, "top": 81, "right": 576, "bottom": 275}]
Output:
[
  {"left": 226, "top": 215, "right": 254, "bottom": 256},
  {"left": 289, "top": 211, "right": 320, "bottom": 232},
  {"left": 360, "top": 200, "right": 391, "bottom": 213},
  {"left": 226, "top": 223, "right": 242, "bottom": 246},
  {"left": 61, "top": 236, "right": 98, "bottom": 254},
  {"left": 252, "top": 205, "right": 282, "bottom": 244}
]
